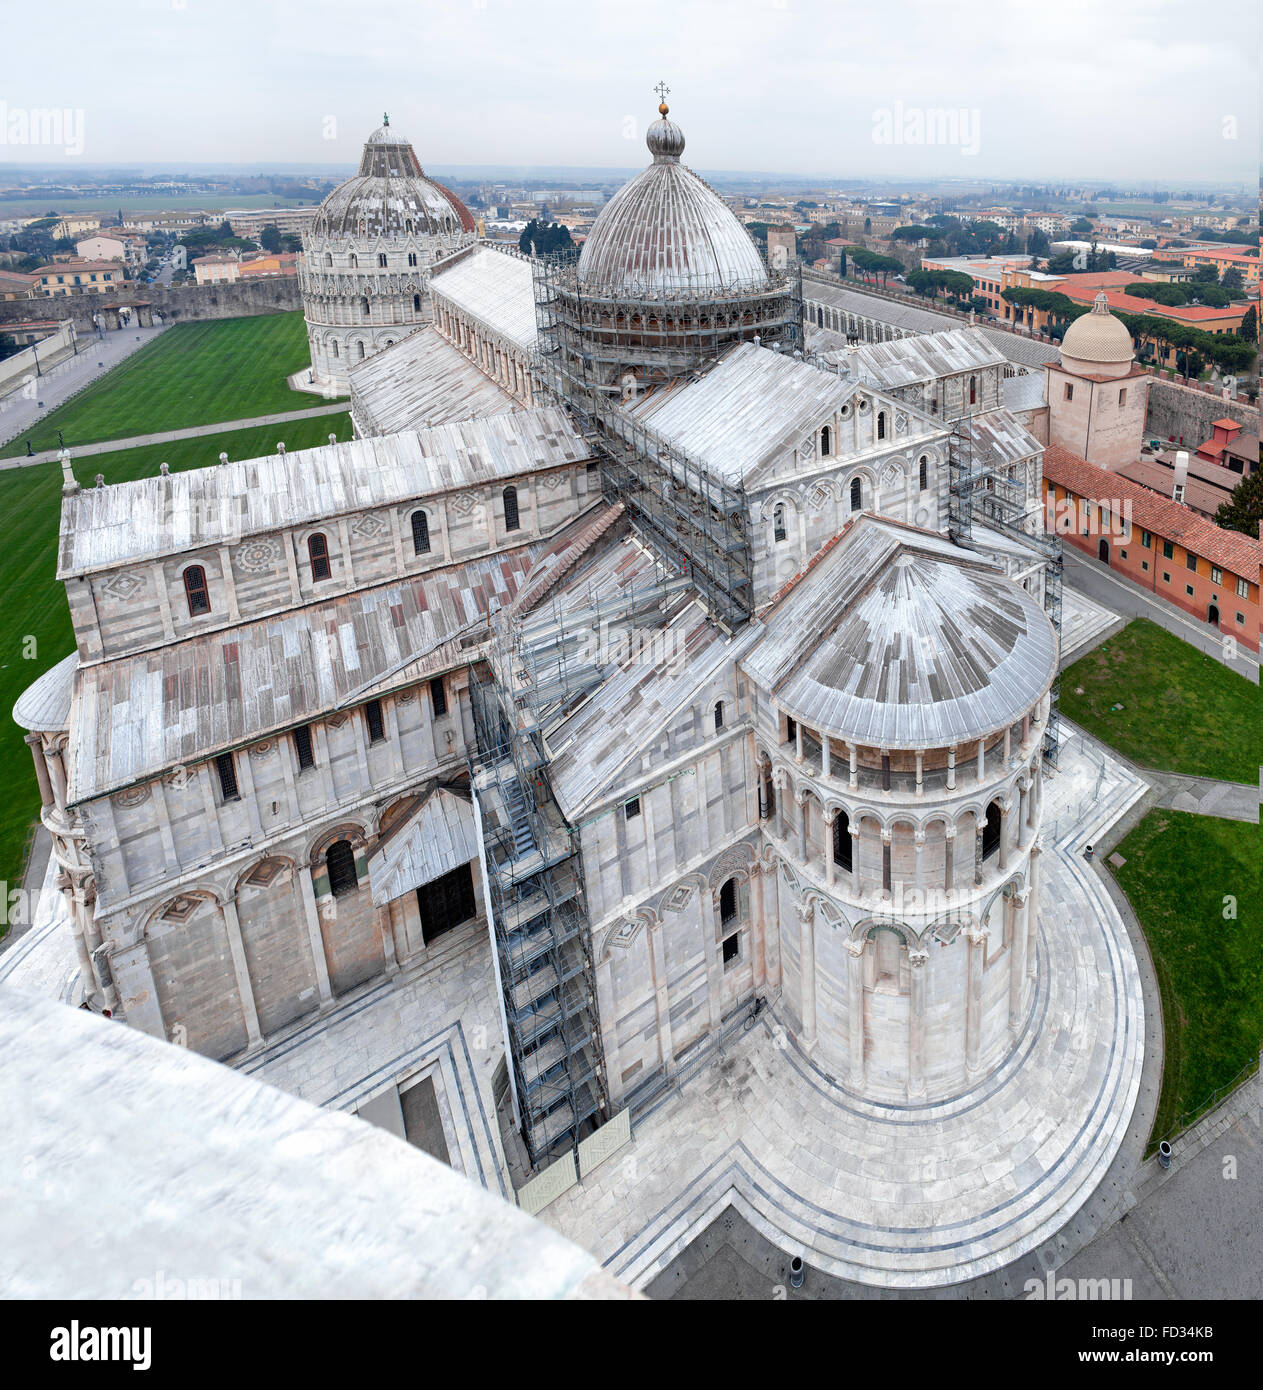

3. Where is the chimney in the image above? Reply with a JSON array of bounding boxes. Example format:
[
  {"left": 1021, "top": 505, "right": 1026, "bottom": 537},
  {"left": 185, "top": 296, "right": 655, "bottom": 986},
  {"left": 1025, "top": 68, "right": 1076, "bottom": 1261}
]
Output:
[{"left": 1172, "top": 450, "right": 1188, "bottom": 505}]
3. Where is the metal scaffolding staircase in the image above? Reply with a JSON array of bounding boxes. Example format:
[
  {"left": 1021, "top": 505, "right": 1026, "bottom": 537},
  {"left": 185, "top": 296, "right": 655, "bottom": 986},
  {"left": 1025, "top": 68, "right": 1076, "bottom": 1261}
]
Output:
[{"left": 947, "top": 413, "right": 1065, "bottom": 766}]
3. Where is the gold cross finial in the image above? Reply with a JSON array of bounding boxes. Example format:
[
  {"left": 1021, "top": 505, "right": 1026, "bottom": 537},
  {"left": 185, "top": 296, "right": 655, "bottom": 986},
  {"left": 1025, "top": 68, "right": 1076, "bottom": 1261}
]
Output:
[{"left": 654, "top": 80, "right": 670, "bottom": 115}]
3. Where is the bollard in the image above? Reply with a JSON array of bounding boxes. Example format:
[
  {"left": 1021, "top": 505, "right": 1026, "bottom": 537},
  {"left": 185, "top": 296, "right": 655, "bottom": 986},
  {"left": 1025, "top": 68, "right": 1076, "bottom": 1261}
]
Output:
[
  {"left": 1157, "top": 1140, "right": 1172, "bottom": 1171},
  {"left": 1084, "top": 844, "right": 1094, "bottom": 862},
  {"left": 789, "top": 1255, "right": 804, "bottom": 1290}
]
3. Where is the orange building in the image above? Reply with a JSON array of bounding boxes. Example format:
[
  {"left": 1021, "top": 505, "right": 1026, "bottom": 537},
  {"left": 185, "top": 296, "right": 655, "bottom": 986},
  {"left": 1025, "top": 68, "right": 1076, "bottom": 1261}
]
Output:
[{"left": 1043, "top": 445, "right": 1261, "bottom": 651}]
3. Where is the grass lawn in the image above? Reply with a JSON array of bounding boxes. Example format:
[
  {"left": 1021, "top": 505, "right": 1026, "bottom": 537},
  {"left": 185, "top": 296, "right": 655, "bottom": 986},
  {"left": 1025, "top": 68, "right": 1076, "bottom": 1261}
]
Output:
[
  {"left": 1062, "top": 618, "right": 1263, "bottom": 784},
  {"left": 1, "top": 313, "right": 345, "bottom": 459},
  {"left": 0, "top": 411, "right": 352, "bottom": 912},
  {"left": 1111, "top": 810, "right": 1261, "bottom": 1147}
]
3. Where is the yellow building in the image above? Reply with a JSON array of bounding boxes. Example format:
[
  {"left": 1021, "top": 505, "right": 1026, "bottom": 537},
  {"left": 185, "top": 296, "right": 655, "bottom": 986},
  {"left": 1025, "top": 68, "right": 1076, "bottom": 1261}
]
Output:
[{"left": 32, "top": 261, "right": 126, "bottom": 296}]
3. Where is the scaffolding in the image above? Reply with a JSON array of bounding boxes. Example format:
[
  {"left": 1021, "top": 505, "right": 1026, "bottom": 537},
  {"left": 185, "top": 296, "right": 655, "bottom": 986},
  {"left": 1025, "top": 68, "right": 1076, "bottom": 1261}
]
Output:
[
  {"left": 532, "top": 252, "right": 803, "bottom": 402},
  {"left": 947, "top": 413, "right": 1064, "bottom": 767},
  {"left": 468, "top": 561, "right": 688, "bottom": 1170}
]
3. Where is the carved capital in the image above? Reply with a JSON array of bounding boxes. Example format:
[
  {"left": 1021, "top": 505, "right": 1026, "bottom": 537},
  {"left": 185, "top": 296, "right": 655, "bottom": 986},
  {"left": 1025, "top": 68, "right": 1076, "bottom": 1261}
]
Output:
[
  {"left": 793, "top": 899, "right": 815, "bottom": 925},
  {"left": 908, "top": 949, "right": 930, "bottom": 969}
]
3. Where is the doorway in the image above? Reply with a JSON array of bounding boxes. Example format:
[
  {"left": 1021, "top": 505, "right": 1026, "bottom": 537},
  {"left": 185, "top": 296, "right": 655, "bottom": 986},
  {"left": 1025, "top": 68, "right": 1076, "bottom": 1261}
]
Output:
[
  {"left": 1207, "top": 603, "right": 1220, "bottom": 627},
  {"left": 416, "top": 863, "right": 476, "bottom": 945},
  {"left": 1098, "top": 537, "right": 1110, "bottom": 564}
]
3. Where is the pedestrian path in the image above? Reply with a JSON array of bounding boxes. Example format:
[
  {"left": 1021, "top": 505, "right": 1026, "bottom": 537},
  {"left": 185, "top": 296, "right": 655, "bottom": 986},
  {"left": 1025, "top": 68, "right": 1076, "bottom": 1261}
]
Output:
[{"left": 0, "top": 400, "right": 351, "bottom": 470}]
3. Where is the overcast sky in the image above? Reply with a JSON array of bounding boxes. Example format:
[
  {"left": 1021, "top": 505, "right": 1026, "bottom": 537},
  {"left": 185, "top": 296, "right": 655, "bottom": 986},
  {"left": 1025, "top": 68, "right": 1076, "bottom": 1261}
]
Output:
[{"left": 2, "top": 0, "right": 1257, "bottom": 185}]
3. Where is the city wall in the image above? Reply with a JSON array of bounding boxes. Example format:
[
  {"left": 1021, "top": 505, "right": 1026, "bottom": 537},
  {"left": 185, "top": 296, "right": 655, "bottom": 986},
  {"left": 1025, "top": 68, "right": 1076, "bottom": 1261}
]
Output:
[
  {"left": 0, "top": 278, "right": 302, "bottom": 330},
  {"left": 1144, "top": 376, "right": 1259, "bottom": 449}
]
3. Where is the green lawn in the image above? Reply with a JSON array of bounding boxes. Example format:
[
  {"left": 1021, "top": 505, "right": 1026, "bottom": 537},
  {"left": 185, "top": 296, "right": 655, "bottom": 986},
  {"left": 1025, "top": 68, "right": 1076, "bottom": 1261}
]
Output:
[
  {"left": 0, "top": 194, "right": 317, "bottom": 219},
  {"left": 1, "top": 313, "right": 344, "bottom": 459},
  {"left": 1062, "top": 618, "right": 1263, "bottom": 784},
  {"left": 1111, "top": 810, "right": 1261, "bottom": 1147},
  {"left": 0, "top": 412, "right": 352, "bottom": 912}
]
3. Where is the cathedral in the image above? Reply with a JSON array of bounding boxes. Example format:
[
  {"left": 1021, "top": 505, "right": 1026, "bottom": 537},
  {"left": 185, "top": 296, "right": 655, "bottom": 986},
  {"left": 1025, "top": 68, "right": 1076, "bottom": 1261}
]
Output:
[{"left": 14, "top": 95, "right": 1143, "bottom": 1288}]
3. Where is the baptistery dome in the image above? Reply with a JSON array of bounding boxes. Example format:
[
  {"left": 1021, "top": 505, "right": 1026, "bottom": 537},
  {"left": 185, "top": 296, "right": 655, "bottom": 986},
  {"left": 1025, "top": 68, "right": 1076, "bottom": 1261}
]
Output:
[
  {"left": 1059, "top": 291, "right": 1135, "bottom": 376},
  {"left": 312, "top": 121, "right": 476, "bottom": 240},
  {"left": 299, "top": 115, "right": 478, "bottom": 392},
  {"left": 576, "top": 101, "right": 769, "bottom": 295}
]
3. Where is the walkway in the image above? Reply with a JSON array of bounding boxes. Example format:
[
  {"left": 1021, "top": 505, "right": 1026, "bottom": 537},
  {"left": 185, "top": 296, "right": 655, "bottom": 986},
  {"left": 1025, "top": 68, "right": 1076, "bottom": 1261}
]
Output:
[
  {"left": 1147, "top": 770, "right": 1260, "bottom": 824},
  {"left": 1062, "top": 546, "right": 1260, "bottom": 685},
  {"left": 0, "top": 324, "right": 167, "bottom": 449},
  {"left": 0, "top": 400, "right": 351, "bottom": 470}
]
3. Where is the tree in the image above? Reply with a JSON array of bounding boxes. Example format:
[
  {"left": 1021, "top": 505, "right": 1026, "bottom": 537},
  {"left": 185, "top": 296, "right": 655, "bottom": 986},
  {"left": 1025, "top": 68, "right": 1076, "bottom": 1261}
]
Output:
[
  {"left": 259, "top": 222, "right": 282, "bottom": 253},
  {"left": 518, "top": 219, "right": 574, "bottom": 258},
  {"left": 1191, "top": 261, "right": 1220, "bottom": 284},
  {"left": 1070, "top": 217, "right": 1094, "bottom": 236},
  {"left": 1221, "top": 266, "right": 1244, "bottom": 292},
  {"left": 1026, "top": 227, "right": 1051, "bottom": 257},
  {"left": 1213, "top": 470, "right": 1263, "bottom": 538},
  {"left": 1239, "top": 304, "right": 1256, "bottom": 344}
]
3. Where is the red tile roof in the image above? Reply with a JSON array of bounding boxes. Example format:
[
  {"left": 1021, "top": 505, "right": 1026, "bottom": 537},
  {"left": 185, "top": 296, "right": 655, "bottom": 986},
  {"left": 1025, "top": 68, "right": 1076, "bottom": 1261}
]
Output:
[
  {"left": 1043, "top": 445, "right": 1262, "bottom": 579},
  {"left": 1063, "top": 287, "right": 1244, "bottom": 324}
]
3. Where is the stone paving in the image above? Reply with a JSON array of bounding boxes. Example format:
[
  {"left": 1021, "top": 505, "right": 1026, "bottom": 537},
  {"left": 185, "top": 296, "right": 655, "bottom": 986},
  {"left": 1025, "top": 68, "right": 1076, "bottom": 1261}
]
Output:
[
  {"left": 541, "top": 737, "right": 1150, "bottom": 1289},
  {"left": 1149, "top": 771, "right": 1260, "bottom": 825},
  {"left": 0, "top": 854, "right": 82, "bottom": 1005},
  {"left": 0, "top": 324, "right": 167, "bottom": 450},
  {"left": 1059, "top": 584, "right": 1124, "bottom": 667}
]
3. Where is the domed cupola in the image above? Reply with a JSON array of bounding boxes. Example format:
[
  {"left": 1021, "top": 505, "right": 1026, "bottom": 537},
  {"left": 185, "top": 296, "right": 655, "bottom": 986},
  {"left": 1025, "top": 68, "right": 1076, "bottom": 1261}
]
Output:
[
  {"left": 576, "top": 93, "right": 769, "bottom": 295},
  {"left": 312, "top": 114, "right": 476, "bottom": 240},
  {"left": 1059, "top": 291, "right": 1135, "bottom": 379}
]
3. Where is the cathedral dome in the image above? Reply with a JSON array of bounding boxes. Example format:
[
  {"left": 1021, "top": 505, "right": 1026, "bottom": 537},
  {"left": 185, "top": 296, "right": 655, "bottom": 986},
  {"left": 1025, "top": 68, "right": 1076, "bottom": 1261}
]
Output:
[
  {"left": 1060, "top": 292, "right": 1134, "bottom": 366},
  {"left": 312, "top": 118, "right": 476, "bottom": 240},
  {"left": 576, "top": 99, "right": 769, "bottom": 296}
]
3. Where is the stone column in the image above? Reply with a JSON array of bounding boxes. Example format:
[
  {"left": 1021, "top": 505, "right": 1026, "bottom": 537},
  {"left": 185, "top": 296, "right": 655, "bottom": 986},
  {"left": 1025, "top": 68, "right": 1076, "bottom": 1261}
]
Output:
[
  {"left": 976, "top": 739, "right": 985, "bottom": 781},
  {"left": 964, "top": 922, "right": 987, "bottom": 1075},
  {"left": 1008, "top": 888, "right": 1029, "bottom": 1032},
  {"left": 849, "top": 744, "right": 859, "bottom": 792},
  {"left": 822, "top": 737, "right": 832, "bottom": 779},
  {"left": 595, "top": 954, "right": 624, "bottom": 1104},
  {"left": 915, "top": 750, "right": 923, "bottom": 797},
  {"left": 1003, "top": 726, "right": 1012, "bottom": 763},
  {"left": 907, "top": 948, "right": 929, "bottom": 1099},
  {"left": 947, "top": 746, "right": 956, "bottom": 790},
  {"left": 794, "top": 720, "right": 804, "bottom": 763},
  {"left": 776, "top": 772, "right": 788, "bottom": 843},
  {"left": 846, "top": 937, "right": 866, "bottom": 1087},
  {"left": 974, "top": 820, "right": 984, "bottom": 886},
  {"left": 825, "top": 809, "right": 837, "bottom": 889},
  {"left": 998, "top": 798, "right": 1010, "bottom": 871},
  {"left": 220, "top": 898, "right": 263, "bottom": 1048},
  {"left": 297, "top": 867, "right": 335, "bottom": 1004},
  {"left": 376, "top": 903, "right": 399, "bottom": 977},
  {"left": 648, "top": 922, "right": 675, "bottom": 1074},
  {"left": 25, "top": 734, "right": 54, "bottom": 807},
  {"left": 1017, "top": 785, "right": 1028, "bottom": 848},
  {"left": 881, "top": 828, "right": 892, "bottom": 899},
  {"left": 797, "top": 790, "right": 809, "bottom": 864},
  {"left": 750, "top": 863, "right": 768, "bottom": 990},
  {"left": 913, "top": 831, "right": 925, "bottom": 903},
  {"left": 944, "top": 823, "right": 955, "bottom": 894},
  {"left": 795, "top": 899, "right": 816, "bottom": 1050},
  {"left": 1025, "top": 848, "right": 1041, "bottom": 980}
]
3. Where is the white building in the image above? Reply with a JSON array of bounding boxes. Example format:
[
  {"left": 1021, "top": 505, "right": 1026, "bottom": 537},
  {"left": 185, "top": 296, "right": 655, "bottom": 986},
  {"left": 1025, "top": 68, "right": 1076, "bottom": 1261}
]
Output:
[{"left": 298, "top": 117, "right": 479, "bottom": 392}]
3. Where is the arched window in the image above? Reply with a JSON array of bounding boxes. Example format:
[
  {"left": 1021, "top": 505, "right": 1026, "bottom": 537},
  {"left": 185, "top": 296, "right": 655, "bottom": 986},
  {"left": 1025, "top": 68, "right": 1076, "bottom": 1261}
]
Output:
[
  {"left": 877, "top": 410, "right": 886, "bottom": 441},
  {"left": 773, "top": 503, "right": 787, "bottom": 542},
  {"left": 412, "top": 293, "right": 421, "bottom": 312},
  {"left": 982, "top": 802, "right": 1002, "bottom": 859},
  {"left": 357, "top": 341, "right": 365, "bottom": 360},
  {"left": 405, "top": 219, "right": 413, "bottom": 234},
  {"left": 324, "top": 252, "right": 332, "bottom": 266},
  {"left": 308, "top": 532, "right": 332, "bottom": 581},
  {"left": 408, "top": 252, "right": 417, "bottom": 267},
  {"left": 377, "top": 252, "right": 387, "bottom": 268},
  {"left": 850, "top": 477, "right": 862, "bottom": 511},
  {"left": 411, "top": 509, "right": 430, "bottom": 555},
  {"left": 326, "top": 839, "right": 358, "bottom": 897},
  {"left": 832, "top": 809, "right": 852, "bottom": 871},
  {"left": 969, "top": 375, "right": 977, "bottom": 406},
  {"left": 183, "top": 564, "right": 210, "bottom": 616},
  {"left": 502, "top": 485, "right": 520, "bottom": 532},
  {"left": 816, "top": 306, "right": 824, "bottom": 327},
  {"left": 820, "top": 424, "right": 832, "bottom": 457},
  {"left": 714, "top": 700, "right": 725, "bottom": 730},
  {"left": 360, "top": 296, "right": 370, "bottom": 319},
  {"left": 331, "top": 340, "right": 339, "bottom": 359},
  {"left": 919, "top": 455, "right": 929, "bottom": 491},
  {"left": 349, "top": 253, "right": 358, "bottom": 268},
  {"left": 719, "top": 877, "right": 738, "bottom": 924}
]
